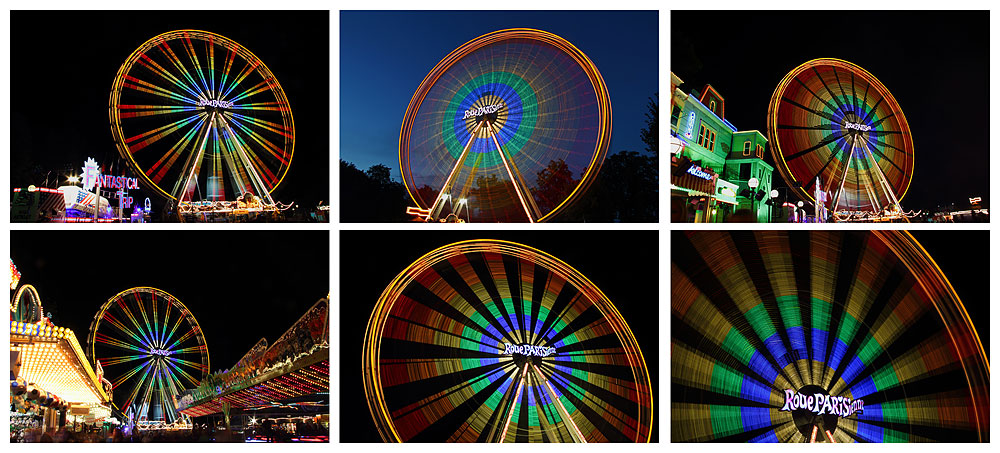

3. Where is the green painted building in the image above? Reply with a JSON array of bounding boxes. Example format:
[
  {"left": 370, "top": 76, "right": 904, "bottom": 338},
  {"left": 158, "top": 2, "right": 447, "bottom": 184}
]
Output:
[{"left": 670, "top": 74, "right": 775, "bottom": 222}]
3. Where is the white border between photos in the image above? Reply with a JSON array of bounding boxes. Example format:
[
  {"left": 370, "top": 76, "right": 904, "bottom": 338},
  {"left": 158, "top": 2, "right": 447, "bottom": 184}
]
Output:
[{"left": 2, "top": 1, "right": 997, "bottom": 451}]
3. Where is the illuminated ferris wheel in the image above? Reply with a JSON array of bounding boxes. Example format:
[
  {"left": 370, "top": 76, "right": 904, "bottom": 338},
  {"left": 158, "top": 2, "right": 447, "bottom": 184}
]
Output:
[
  {"left": 87, "top": 287, "right": 210, "bottom": 424},
  {"left": 109, "top": 30, "right": 294, "bottom": 212},
  {"left": 767, "top": 59, "right": 915, "bottom": 221},
  {"left": 363, "top": 240, "right": 653, "bottom": 442},
  {"left": 671, "top": 231, "right": 989, "bottom": 442},
  {"left": 400, "top": 29, "right": 612, "bottom": 223}
]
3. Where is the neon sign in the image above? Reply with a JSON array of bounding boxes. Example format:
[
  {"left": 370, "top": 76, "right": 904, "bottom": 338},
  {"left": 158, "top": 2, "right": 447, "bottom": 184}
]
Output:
[
  {"left": 82, "top": 158, "right": 100, "bottom": 191},
  {"left": 463, "top": 103, "right": 503, "bottom": 119},
  {"left": 780, "top": 389, "right": 863, "bottom": 417},
  {"left": 687, "top": 165, "right": 713, "bottom": 180},
  {"left": 684, "top": 111, "right": 696, "bottom": 138},
  {"left": 503, "top": 343, "right": 556, "bottom": 357},
  {"left": 149, "top": 349, "right": 173, "bottom": 357},
  {"left": 198, "top": 99, "right": 233, "bottom": 108},
  {"left": 844, "top": 122, "right": 871, "bottom": 132}
]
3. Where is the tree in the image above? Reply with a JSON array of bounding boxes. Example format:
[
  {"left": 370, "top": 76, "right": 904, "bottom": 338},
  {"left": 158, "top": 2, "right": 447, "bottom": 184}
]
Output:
[
  {"left": 534, "top": 158, "right": 579, "bottom": 213},
  {"left": 339, "top": 160, "right": 411, "bottom": 222},
  {"left": 640, "top": 94, "right": 658, "bottom": 157}
]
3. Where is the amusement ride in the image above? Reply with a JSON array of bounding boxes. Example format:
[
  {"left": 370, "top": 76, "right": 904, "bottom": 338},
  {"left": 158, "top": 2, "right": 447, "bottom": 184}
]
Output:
[
  {"left": 363, "top": 240, "right": 653, "bottom": 442},
  {"left": 767, "top": 59, "right": 917, "bottom": 222},
  {"left": 109, "top": 30, "right": 295, "bottom": 221},
  {"left": 400, "top": 29, "right": 612, "bottom": 222},
  {"left": 671, "top": 231, "right": 989, "bottom": 442},
  {"left": 87, "top": 287, "right": 210, "bottom": 427}
]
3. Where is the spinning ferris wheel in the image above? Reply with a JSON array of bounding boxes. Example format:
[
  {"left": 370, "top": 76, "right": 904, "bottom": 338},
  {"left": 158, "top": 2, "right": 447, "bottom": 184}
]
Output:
[
  {"left": 767, "top": 59, "right": 916, "bottom": 221},
  {"left": 671, "top": 231, "right": 989, "bottom": 442},
  {"left": 400, "top": 29, "right": 611, "bottom": 223},
  {"left": 363, "top": 240, "right": 653, "bottom": 442},
  {"left": 109, "top": 30, "right": 294, "bottom": 214},
  {"left": 87, "top": 287, "right": 209, "bottom": 425}
]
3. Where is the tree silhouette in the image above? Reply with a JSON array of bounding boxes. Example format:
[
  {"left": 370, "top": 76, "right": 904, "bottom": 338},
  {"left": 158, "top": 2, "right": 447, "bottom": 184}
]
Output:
[{"left": 534, "top": 158, "right": 579, "bottom": 213}]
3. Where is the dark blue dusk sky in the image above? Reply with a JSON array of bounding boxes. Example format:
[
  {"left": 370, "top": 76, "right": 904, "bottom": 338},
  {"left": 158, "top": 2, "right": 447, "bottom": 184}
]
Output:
[{"left": 340, "top": 10, "right": 658, "bottom": 179}]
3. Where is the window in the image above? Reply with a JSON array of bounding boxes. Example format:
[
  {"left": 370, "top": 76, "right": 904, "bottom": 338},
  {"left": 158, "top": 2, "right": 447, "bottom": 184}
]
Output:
[
  {"left": 756, "top": 144, "right": 764, "bottom": 159},
  {"left": 740, "top": 163, "right": 751, "bottom": 180},
  {"left": 709, "top": 100, "right": 717, "bottom": 113},
  {"left": 671, "top": 105, "right": 682, "bottom": 128},
  {"left": 698, "top": 123, "right": 716, "bottom": 151},
  {"left": 743, "top": 141, "right": 752, "bottom": 156}
]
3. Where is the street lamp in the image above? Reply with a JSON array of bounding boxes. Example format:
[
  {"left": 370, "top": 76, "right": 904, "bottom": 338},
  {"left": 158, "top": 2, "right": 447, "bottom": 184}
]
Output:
[{"left": 797, "top": 201, "right": 805, "bottom": 223}]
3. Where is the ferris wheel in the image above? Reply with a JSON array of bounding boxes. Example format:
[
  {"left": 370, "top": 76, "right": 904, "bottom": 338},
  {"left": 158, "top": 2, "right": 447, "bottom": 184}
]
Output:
[
  {"left": 87, "top": 287, "right": 210, "bottom": 424},
  {"left": 400, "top": 29, "right": 612, "bottom": 223},
  {"left": 671, "top": 231, "right": 989, "bottom": 442},
  {"left": 767, "top": 59, "right": 914, "bottom": 220},
  {"left": 11, "top": 284, "right": 43, "bottom": 323},
  {"left": 109, "top": 30, "right": 294, "bottom": 210},
  {"left": 363, "top": 240, "right": 653, "bottom": 442}
]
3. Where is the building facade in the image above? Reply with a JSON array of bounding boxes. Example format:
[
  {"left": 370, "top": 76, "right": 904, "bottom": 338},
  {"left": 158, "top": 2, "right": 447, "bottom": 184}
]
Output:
[{"left": 670, "top": 73, "right": 775, "bottom": 222}]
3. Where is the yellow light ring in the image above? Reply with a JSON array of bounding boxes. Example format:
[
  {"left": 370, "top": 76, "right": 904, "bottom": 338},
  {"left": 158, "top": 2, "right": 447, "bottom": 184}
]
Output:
[
  {"left": 363, "top": 239, "right": 653, "bottom": 442},
  {"left": 87, "top": 287, "right": 211, "bottom": 389},
  {"left": 874, "top": 231, "right": 989, "bottom": 442},
  {"left": 109, "top": 30, "right": 295, "bottom": 201},
  {"left": 11, "top": 284, "right": 42, "bottom": 323},
  {"left": 399, "top": 29, "right": 612, "bottom": 222},
  {"left": 767, "top": 58, "right": 914, "bottom": 207}
]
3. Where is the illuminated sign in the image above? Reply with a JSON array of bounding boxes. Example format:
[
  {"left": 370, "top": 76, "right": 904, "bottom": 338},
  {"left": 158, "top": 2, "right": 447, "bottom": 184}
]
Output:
[
  {"left": 719, "top": 187, "right": 736, "bottom": 198},
  {"left": 149, "top": 349, "right": 173, "bottom": 357},
  {"left": 687, "top": 165, "right": 713, "bottom": 180},
  {"left": 99, "top": 175, "right": 139, "bottom": 190},
  {"left": 463, "top": 103, "right": 503, "bottom": 119},
  {"left": 780, "top": 390, "right": 863, "bottom": 417},
  {"left": 198, "top": 99, "right": 233, "bottom": 108},
  {"left": 684, "top": 111, "right": 697, "bottom": 138},
  {"left": 844, "top": 122, "right": 871, "bottom": 132},
  {"left": 82, "top": 158, "right": 100, "bottom": 191},
  {"left": 970, "top": 197, "right": 982, "bottom": 204},
  {"left": 503, "top": 343, "right": 556, "bottom": 357}
]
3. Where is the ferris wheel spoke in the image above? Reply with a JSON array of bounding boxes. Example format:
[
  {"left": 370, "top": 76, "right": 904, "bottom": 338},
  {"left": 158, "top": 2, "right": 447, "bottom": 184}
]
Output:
[
  {"left": 407, "top": 366, "right": 520, "bottom": 442},
  {"left": 385, "top": 314, "right": 505, "bottom": 351},
  {"left": 218, "top": 116, "right": 279, "bottom": 197},
  {"left": 207, "top": 37, "right": 216, "bottom": 99},
  {"left": 220, "top": 59, "right": 260, "bottom": 100},
  {"left": 218, "top": 47, "right": 237, "bottom": 97},
  {"left": 94, "top": 332, "right": 147, "bottom": 353},
  {"left": 793, "top": 76, "right": 837, "bottom": 112},
  {"left": 228, "top": 79, "right": 273, "bottom": 103},
  {"left": 163, "top": 358, "right": 202, "bottom": 387},
  {"left": 118, "top": 104, "right": 200, "bottom": 119},
  {"left": 860, "top": 97, "right": 884, "bottom": 124},
  {"left": 123, "top": 75, "right": 198, "bottom": 104},
  {"left": 116, "top": 295, "right": 157, "bottom": 348},
  {"left": 172, "top": 111, "right": 216, "bottom": 201},
  {"left": 135, "top": 54, "right": 203, "bottom": 101},
  {"left": 226, "top": 111, "right": 293, "bottom": 140},
  {"left": 866, "top": 136, "right": 908, "bottom": 155},
  {"left": 98, "top": 313, "right": 149, "bottom": 348},
  {"left": 812, "top": 67, "right": 846, "bottom": 111},
  {"left": 543, "top": 370, "right": 628, "bottom": 442},
  {"left": 147, "top": 115, "right": 209, "bottom": 183},
  {"left": 229, "top": 101, "right": 286, "bottom": 112},
  {"left": 224, "top": 115, "right": 290, "bottom": 166},
  {"left": 776, "top": 124, "right": 839, "bottom": 131},
  {"left": 869, "top": 111, "right": 896, "bottom": 129},
  {"left": 157, "top": 40, "right": 206, "bottom": 100},
  {"left": 780, "top": 97, "right": 837, "bottom": 122},
  {"left": 431, "top": 262, "right": 520, "bottom": 345},
  {"left": 100, "top": 354, "right": 148, "bottom": 367},
  {"left": 786, "top": 132, "right": 846, "bottom": 161},
  {"left": 385, "top": 359, "right": 513, "bottom": 415},
  {"left": 124, "top": 112, "right": 205, "bottom": 153},
  {"left": 861, "top": 139, "right": 904, "bottom": 174}
]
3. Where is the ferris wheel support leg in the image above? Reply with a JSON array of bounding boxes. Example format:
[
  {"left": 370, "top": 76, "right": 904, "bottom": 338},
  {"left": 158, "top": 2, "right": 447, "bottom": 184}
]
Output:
[
  {"left": 531, "top": 363, "right": 586, "bottom": 442},
  {"left": 219, "top": 116, "right": 276, "bottom": 206},
  {"left": 487, "top": 122, "right": 538, "bottom": 223},
  {"left": 861, "top": 140, "right": 904, "bottom": 212},
  {"left": 496, "top": 364, "right": 527, "bottom": 443},
  {"left": 832, "top": 139, "right": 855, "bottom": 214},
  {"left": 173, "top": 113, "right": 215, "bottom": 203},
  {"left": 429, "top": 120, "right": 483, "bottom": 221}
]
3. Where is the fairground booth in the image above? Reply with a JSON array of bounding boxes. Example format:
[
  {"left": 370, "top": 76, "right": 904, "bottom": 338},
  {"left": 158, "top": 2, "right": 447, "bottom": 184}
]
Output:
[
  {"left": 10, "top": 261, "right": 114, "bottom": 441},
  {"left": 176, "top": 298, "right": 330, "bottom": 442}
]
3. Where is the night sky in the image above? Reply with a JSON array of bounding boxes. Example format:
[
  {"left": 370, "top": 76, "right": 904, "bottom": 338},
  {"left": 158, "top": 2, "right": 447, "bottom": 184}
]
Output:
[
  {"left": 340, "top": 10, "right": 659, "bottom": 177},
  {"left": 672, "top": 10, "right": 988, "bottom": 211},
  {"left": 9, "top": 10, "right": 329, "bottom": 212},
  {"left": 10, "top": 230, "right": 329, "bottom": 372},
  {"left": 339, "top": 230, "right": 660, "bottom": 442}
]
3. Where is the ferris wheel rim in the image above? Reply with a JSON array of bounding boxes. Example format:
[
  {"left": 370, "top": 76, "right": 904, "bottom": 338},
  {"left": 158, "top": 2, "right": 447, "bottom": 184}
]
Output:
[
  {"left": 109, "top": 29, "right": 295, "bottom": 202},
  {"left": 767, "top": 58, "right": 914, "bottom": 210},
  {"left": 363, "top": 239, "right": 653, "bottom": 442},
  {"left": 87, "top": 286, "right": 211, "bottom": 417},
  {"left": 398, "top": 29, "right": 612, "bottom": 222}
]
